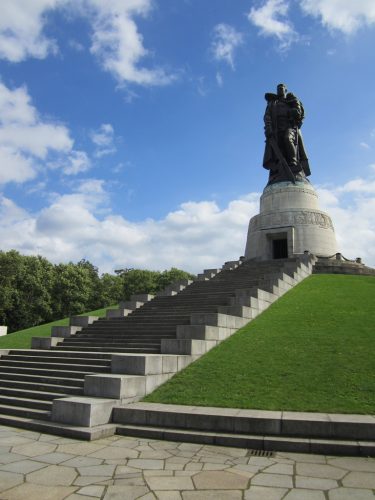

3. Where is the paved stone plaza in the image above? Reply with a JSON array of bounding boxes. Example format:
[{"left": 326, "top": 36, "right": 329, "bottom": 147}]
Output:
[{"left": 0, "top": 425, "right": 374, "bottom": 499}]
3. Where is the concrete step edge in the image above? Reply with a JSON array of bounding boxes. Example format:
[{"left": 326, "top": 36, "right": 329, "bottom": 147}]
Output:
[
  {"left": 0, "top": 413, "right": 116, "bottom": 440},
  {"left": 115, "top": 424, "right": 375, "bottom": 457}
]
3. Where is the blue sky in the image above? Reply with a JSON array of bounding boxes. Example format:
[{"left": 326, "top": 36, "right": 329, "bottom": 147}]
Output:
[{"left": 0, "top": 0, "right": 375, "bottom": 273}]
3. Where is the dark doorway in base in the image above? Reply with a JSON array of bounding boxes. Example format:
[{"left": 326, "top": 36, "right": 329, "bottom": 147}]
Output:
[{"left": 273, "top": 238, "right": 288, "bottom": 259}]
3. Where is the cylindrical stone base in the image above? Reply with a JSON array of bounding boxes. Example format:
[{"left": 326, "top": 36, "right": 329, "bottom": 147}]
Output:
[{"left": 245, "top": 181, "right": 337, "bottom": 260}]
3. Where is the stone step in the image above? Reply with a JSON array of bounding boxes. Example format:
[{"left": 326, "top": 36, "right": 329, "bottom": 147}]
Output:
[
  {"left": 0, "top": 404, "right": 51, "bottom": 421},
  {"left": 0, "top": 413, "right": 116, "bottom": 440},
  {"left": 71, "top": 335, "right": 176, "bottom": 341},
  {"left": 0, "top": 378, "right": 83, "bottom": 395},
  {"left": 80, "top": 325, "right": 180, "bottom": 332},
  {"left": 114, "top": 403, "right": 375, "bottom": 441},
  {"left": 1, "top": 354, "right": 111, "bottom": 366},
  {"left": 0, "top": 394, "right": 52, "bottom": 411},
  {"left": 0, "top": 360, "right": 110, "bottom": 372},
  {"left": 115, "top": 424, "right": 374, "bottom": 457},
  {"left": 51, "top": 346, "right": 161, "bottom": 353},
  {"left": 91, "top": 319, "right": 190, "bottom": 326},
  {"left": 59, "top": 341, "right": 161, "bottom": 348},
  {"left": 0, "top": 365, "right": 102, "bottom": 378},
  {"left": 0, "top": 385, "right": 71, "bottom": 401},
  {"left": 10, "top": 350, "right": 113, "bottom": 360},
  {"left": 0, "top": 371, "right": 84, "bottom": 387}
]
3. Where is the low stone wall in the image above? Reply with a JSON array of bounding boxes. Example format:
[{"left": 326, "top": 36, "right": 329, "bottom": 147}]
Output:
[{"left": 313, "top": 258, "right": 375, "bottom": 276}]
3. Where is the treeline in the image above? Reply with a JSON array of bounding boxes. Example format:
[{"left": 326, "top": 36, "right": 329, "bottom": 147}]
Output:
[{"left": 0, "top": 250, "right": 195, "bottom": 333}]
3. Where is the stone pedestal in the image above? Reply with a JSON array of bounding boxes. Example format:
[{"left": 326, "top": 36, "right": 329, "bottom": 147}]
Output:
[{"left": 245, "top": 181, "right": 337, "bottom": 260}]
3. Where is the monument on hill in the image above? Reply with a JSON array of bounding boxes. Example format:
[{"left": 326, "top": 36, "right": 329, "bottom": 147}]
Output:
[{"left": 245, "top": 83, "right": 337, "bottom": 260}]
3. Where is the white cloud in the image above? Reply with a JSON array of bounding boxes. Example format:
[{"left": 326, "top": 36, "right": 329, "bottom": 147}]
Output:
[
  {"left": 87, "top": 0, "right": 175, "bottom": 86},
  {"left": 0, "top": 0, "right": 175, "bottom": 87},
  {"left": 216, "top": 72, "right": 223, "bottom": 87},
  {"left": 337, "top": 178, "right": 375, "bottom": 194},
  {"left": 317, "top": 176, "right": 375, "bottom": 264},
  {"left": 62, "top": 150, "right": 91, "bottom": 175},
  {"left": 0, "top": 81, "right": 74, "bottom": 185},
  {"left": 248, "top": 0, "right": 298, "bottom": 50},
  {"left": 68, "top": 39, "right": 85, "bottom": 52},
  {"left": 211, "top": 24, "right": 244, "bottom": 69},
  {"left": 0, "top": 0, "right": 61, "bottom": 62},
  {"left": 300, "top": 0, "right": 375, "bottom": 34},
  {"left": 1, "top": 175, "right": 375, "bottom": 273},
  {"left": 0, "top": 188, "right": 259, "bottom": 274},
  {"left": 0, "top": 146, "right": 36, "bottom": 184},
  {"left": 90, "top": 123, "right": 116, "bottom": 157}
]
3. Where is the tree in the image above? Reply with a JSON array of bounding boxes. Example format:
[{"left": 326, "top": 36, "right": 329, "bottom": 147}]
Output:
[
  {"left": 98, "top": 273, "right": 123, "bottom": 306},
  {"left": 121, "top": 267, "right": 196, "bottom": 300},
  {"left": 51, "top": 262, "right": 94, "bottom": 319},
  {"left": 156, "top": 268, "right": 195, "bottom": 291},
  {"left": 121, "top": 269, "right": 160, "bottom": 300},
  {"left": 0, "top": 251, "right": 54, "bottom": 332}
]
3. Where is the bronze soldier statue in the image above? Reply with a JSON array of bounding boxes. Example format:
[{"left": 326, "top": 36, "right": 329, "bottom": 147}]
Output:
[{"left": 263, "top": 83, "right": 311, "bottom": 185}]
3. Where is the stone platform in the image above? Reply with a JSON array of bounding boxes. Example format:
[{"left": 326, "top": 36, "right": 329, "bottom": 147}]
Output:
[{"left": 245, "top": 181, "right": 337, "bottom": 260}]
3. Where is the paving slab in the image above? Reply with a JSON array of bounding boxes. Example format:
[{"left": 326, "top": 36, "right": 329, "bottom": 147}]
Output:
[
  {"left": 182, "top": 491, "right": 242, "bottom": 499},
  {"left": 103, "top": 485, "right": 149, "bottom": 499},
  {"left": 0, "top": 483, "right": 77, "bottom": 500},
  {"left": 284, "top": 490, "right": 326, "bottom": 499},
  {"left": 251, "top": 472, "right": 293, "bottom": 488},
  {"left": 328, "top": 488, "right": 375, "bottom": 499},
  {"left": 244, "top": 486, "right": 288, "bottom": 499},
  {"left": 295, "top": 475, "right": 338, "bottom": 489},
  {"left": 193, "top": 470, "right": 249, "bottom": 489},
  {"left": 11, "top": 442, "right": 57, "bottom": 457},
  {"left": 145, "top": 475, "right": 195, "bottom": 490},
  {"left": 154, "top": 491, "right": 182, "bottom": 500},
  {"left": 327, "top": 456, "right": 375, "bottom": 472},
  {"left": 26, "top": 464, "right": 78, "bottom": 486},
  {"left": 0, "top": 459, "right": 48, "bottom": 474},
  {"left": 0, "top": 470, "right": 24, "bottom": 491},
  {"left": 77, "top": 464, "right": 116, "bottom": 477},
  {"left": 33, "top": 452, "right": 76, "bottom": 464},
  {"left": 76, "top": 485, "right": 106, "bottom": 497},
  {"left": 341, "top": 471, "right": 375, "bottom": 489}
]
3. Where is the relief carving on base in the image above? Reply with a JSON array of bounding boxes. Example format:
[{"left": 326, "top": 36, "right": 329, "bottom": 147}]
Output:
[{"left": 249, "top": 210, "right": 334, "bottom": 231}]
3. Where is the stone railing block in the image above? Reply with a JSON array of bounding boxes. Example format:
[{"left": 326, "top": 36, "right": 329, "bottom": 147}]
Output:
[
  {"left": 161, "top": 339, "right": 217, "bottom": 355},
  {"left": 176, "top": 325, "right": 232, "bottom": 341},
  {"left": 106, "top": 308, "right": 132, "bottom": 319},
  {"left": 145, "top": 373, "right": 174, "bottom": 393},
  {"left": 216, "top": 305, "right": 255, "bottom": 319},
  {"left": 52, "top": 397, "right": 116, "bottom": 427},
  {"left": 84, "top": 374, "right": 146, "bottom": 399},
  {"left": 131, "top": 294, "right": 154, "bottom": 302},
  {"left": 69, "top": 316, "right": 98, "bottom": 327},
  {"left": 51, "top": 325, "right": 82, "bottom": 338},
  {"left": 31, "top": 336, "right": 64, "bottom": 349},
  {"left": 119, "top": 300, "right": 144, "bottom": 310},
  {"left": 112, "top": 354, "right": 163, "bottom": 375}
]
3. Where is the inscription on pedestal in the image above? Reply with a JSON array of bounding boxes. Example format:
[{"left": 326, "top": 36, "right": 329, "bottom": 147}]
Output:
[{"left": 250, "top": 210, "right": 334, "bottom": 231}]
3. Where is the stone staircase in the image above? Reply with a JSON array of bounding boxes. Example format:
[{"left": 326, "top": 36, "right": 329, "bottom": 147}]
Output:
[
  {"left": 0, "top": 255, "right": 317, "bottom": 438},
  {"left": 0, "top": 351, "right": 112, "bottom": 423}
]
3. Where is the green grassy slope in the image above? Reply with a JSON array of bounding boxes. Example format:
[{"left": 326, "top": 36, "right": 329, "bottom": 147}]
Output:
[
  {"left": 0, "top": 306, "right": 115, "bottom": 350},
  {"left": 144, "top": 275, "right": 375, "bottom": 414}
]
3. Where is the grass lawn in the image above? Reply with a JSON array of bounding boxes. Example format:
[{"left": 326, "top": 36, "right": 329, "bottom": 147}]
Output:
[
  {"left": 144, "top": 274, "right": 375, "bottom": 414},
  {"left": 0, "top": 306, "right": 116, "bottom": 350}
]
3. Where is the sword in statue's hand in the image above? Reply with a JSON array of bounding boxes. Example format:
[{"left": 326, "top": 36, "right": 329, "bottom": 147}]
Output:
[{"left": 267, "top": 135, "right": 296, "bottom": 184}]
